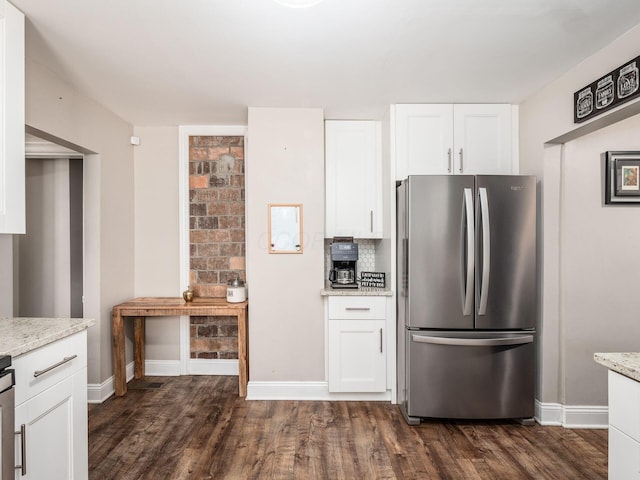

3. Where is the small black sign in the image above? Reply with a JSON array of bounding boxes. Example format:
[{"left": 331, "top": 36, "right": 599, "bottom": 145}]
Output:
[
  {"left": 574, "top": 55, "right": 640, "bottom": 123},
  {"left": 360, "top": 271, "right": 386, "bottom": 288}
]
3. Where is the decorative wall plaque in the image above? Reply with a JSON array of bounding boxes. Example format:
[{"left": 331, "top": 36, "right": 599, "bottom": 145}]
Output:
[
  {"left": 360, "top": 271, "right": 385, "bottom": 288},
  {"left": 574, "top": 55, "right": 640, "bottom": 123}
]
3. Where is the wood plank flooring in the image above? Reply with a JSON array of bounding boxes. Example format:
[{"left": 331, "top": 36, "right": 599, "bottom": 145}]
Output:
[{"left": 88, "top": 376, "right": 608, "bottom": 479}]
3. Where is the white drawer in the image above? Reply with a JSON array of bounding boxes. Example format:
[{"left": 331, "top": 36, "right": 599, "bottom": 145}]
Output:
[
  {"left": 14, "top": 330, "right": 88, "bottom": 406},
  {"left": 328, "top": 296, "right": 386, "bottom": 319},
  {"left": 609, "top": 370, "right": 640, "bottom": 442}
]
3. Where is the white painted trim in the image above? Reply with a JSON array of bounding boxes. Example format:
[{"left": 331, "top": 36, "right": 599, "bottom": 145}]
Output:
[
  {"left": 88, "top": 358, "right": 239, "bottom": 402},
  {"left": 510, "top": 104, "right": 519, "bottom": 174},
  {"left": 535, "top": 400, "right": 563, "bottom": 426},
  {"left": 177, "top": 125, "right": 249, "bottom": 373},
  {"left": 189, "top": 359, "right": 239, "bottom": 376},
  {"left": 87, "top": 361, "right": 134, "bottom": 403},
  {"left": 180, "top": 315, "right": 190, "bottom": 375},
  {"left": 563, "top": 405, "right": 608, "bottom": 429},
  {"left": 246, "top": 381, "right": 392, "bottom": 401},
  {"left": 535, "top": 400, "right": 608, "bottom": 429}
]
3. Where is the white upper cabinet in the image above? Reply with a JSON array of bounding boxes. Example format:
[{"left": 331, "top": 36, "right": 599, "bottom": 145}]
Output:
[
  {"left": 395, "top": 104, "right": 454, "bottom": 178},
  {"left": 395, "top": 104, "right": 514, "bottom": 180},
  {"left": 325, "top": 120, "right": 382, "bottom": 239},
  {"left": 0, "top": 0, "right": 25, "bottom": 234}
]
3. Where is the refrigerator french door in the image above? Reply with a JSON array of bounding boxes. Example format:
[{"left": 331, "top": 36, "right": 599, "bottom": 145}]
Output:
[{"left": 397, "top": 175, "right": 536, "bottom": 425}]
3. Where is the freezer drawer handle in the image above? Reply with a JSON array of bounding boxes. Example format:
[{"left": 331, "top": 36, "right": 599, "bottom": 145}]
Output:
[
  {"left": 345, "top": 307, "right": 371, "bottom": 311},
  {"left": 411, "top": 334, "right": 533, "bottom": 347},
  {"left": 33, "top": 355, "right": 78, "bottom": 378}
]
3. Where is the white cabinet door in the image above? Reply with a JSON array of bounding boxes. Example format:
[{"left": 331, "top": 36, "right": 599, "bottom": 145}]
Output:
[
  {"left": 325, "top": 121, "right": 382, "bottom": 238},
  {"left": 609, "top": 370, "right": 640, "bottom": 440},
  {"left": 15, "top": 368, "right": 87, "bottom": 480},
  {"left": 395, "top": 104, "right": 513, "bottom": 180},
  {"left": 609, "top": 426, "right": 640, "bottom": 480},
  {"left": 0, "top": 1, "right": 25, "bottom": 234},
  {"left": 453, "top": 104, "right": 512, "bottom": 175},
  {"left": 328, "top": 319, "right": 386, "bottom": 392},
  {"left": 608, "top": 370, "right": 640, "bottom": 480},
  {"left": 395, "top": 104, "right": 454, "bottom": 179}
]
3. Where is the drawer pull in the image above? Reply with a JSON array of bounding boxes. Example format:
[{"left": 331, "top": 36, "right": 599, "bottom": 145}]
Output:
[
  {"left": 33, "top": 355, "right": 78, "bottom": 378},
  {"left": 345, "top": 307, "right": 371, "bottom": 311}
]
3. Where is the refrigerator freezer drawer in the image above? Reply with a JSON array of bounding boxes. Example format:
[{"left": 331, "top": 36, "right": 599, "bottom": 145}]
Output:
[{"left": 405, "top": 331, "right": 535, "bottom": 420}]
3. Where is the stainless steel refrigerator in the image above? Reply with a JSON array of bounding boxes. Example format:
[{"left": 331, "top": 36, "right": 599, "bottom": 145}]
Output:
[{"left": 397, "top": 175, "right": 536, "bottom": 425}]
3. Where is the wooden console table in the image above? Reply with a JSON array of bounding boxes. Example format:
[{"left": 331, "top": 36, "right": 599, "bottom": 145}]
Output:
[{"left": 112, "top": 297, "right": 248, "bottom": 397}]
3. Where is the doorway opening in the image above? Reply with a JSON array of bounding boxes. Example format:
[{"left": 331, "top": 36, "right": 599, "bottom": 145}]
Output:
[{"left": 13, "top": 133, "right": 84, "bottom": 318}]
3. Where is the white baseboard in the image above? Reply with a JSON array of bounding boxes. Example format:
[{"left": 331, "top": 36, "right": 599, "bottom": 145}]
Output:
[
  {"left": 145, "top": 359, "right": 181, "bottom": 376},
  {"left": 535, "top": 400, "right": 608, "bottom": 428},
  {"left": 87, "top": 359, "right": 239, "bottom": 403},
  {"left": 88, "top": 361, "right": 135, "bottom": 404},
  {"left": 188, "top": 358, "right": 238, "bottom": 376},
  {"left": 246, "top": 380, "right": 392, "bottom": 401},
  {"left": 89, "top": 374, "right": 605, "bottom": 428}
]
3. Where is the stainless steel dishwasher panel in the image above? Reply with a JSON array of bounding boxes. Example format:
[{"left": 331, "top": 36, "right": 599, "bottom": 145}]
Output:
[
  {"left": 406, "top": 330, "right": 535, "bottom": 420},
  {"left": 0, "top": 371, "right": 15, "bottom": 480}
]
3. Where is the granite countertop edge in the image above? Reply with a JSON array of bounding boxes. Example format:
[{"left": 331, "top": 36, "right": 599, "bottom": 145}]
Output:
[
  {"left": 594, "top": 352, "right": 640, "bottom": 382},
  {"left": 0, "top": 317, "right": 96, "bottom": 357}
]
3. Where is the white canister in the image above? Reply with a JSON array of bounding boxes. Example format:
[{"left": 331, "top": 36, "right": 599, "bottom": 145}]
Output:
[{"left": 227, "top": 277, "right": 247, "bottom": 303}]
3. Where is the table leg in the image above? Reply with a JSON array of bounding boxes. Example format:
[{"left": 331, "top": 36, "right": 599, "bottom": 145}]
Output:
[
  {"left": 112, "top": 310, "right": 127, "bottom": 396},
  {"left": 134, "top": 316, "right": 146, "bottom": 379},
  {"left": 238, "top": 306, "right": 248, "bottom": 397}
]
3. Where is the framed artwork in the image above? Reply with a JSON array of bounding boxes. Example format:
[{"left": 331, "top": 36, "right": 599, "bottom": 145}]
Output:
[{"left": 605, "top": 151, "right": 640, "bottom": 204}]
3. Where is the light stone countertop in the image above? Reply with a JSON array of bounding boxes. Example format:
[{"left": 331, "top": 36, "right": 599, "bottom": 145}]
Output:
[
  {"left": 320, "top": 286, "right": 393, "bottom": 296},
  {"left": 0, "top": 317, "right": 95, "bottom": 358},
  {"left": 594, "top": 352, "right": 640, "bottom": 382}
]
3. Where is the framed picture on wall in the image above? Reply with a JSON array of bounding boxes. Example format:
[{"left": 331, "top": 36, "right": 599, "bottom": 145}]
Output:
[{"left": 605, "top": 151, "right": 640, "bottom": 204}]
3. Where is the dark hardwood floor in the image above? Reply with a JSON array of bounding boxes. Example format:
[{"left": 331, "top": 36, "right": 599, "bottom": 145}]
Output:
[{"left": 88, "top": 376, "right": 608, "bottom": 479}]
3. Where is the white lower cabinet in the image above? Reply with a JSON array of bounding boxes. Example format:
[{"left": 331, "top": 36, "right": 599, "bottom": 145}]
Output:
[
  {"left": 14, "top": 331, "right": 88, "bottom": 480},
  {"left": 608, "top": 370, "right": 640, "bottom": 480},
  {"left": 328, "top": 296, "right": 386, "bottom": 393},
  {"left": 609, "top": 426, "right": 640, "bottom": 480}
]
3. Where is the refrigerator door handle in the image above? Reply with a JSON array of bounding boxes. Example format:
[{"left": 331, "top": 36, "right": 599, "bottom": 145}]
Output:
[
  {"left": 478, "top": 187, "right": 491, "bottom": 315},
  {"left": 462, "top": 188, "right": 474, "bottom": 316},
  {"left": 411, "top": 334, "right": 533, "bottom": 347}
]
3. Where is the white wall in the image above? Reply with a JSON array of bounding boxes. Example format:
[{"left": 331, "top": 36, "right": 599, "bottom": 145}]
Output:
[
  {"left": 561, "top": 116, "right": 640, "bottom": 406},
  {"left": 520, "top": 23, "right": 640, "bottom": 410},
  {"left": 18, "top": 159, "right": 71, "bottom": 317},
  {"left": 23, "top": 58, "right": 135, "bottom": 384},
  {"left": 246, "top": 107, "right": 325, "bottom": 382},
  {"left": 133, "top": 126, "right": 181, "bottom": 360}
]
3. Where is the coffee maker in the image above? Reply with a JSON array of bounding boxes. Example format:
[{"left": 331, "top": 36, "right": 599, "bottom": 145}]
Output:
[{"left": 329, "top": 238, "right": 358, "bottom": 289}]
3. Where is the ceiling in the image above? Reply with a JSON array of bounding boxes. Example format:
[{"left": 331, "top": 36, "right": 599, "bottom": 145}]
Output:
[{"left": 11, "top": 0, "right": 640, "bottom": 126}]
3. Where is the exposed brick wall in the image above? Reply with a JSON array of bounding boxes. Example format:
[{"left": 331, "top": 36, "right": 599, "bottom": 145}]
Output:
[
  {"left": 190, "top": 316, "right": 239, "bottom": 359},
  {"left": 189, "top": 135, "right": 244, "bottom": 359}
]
